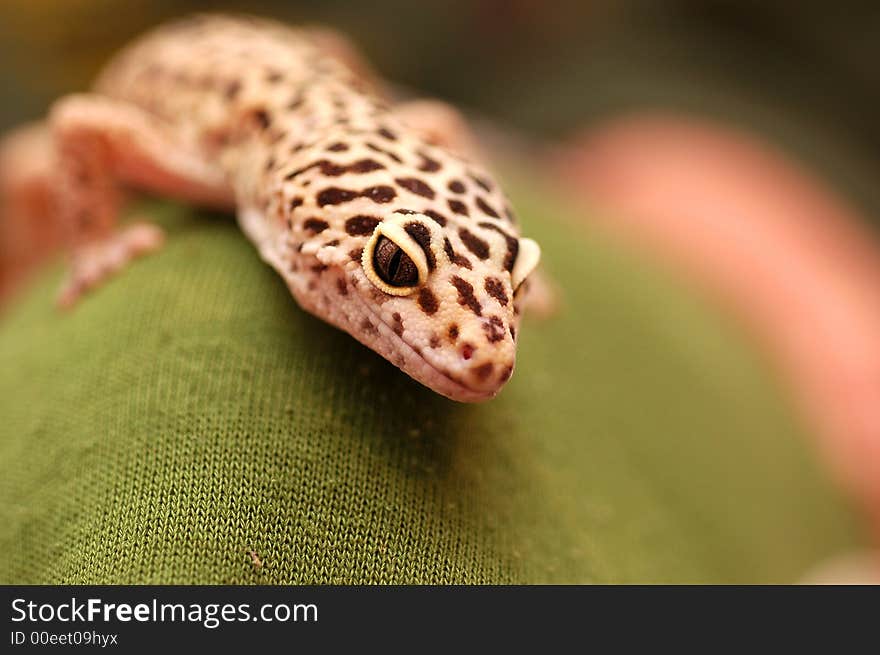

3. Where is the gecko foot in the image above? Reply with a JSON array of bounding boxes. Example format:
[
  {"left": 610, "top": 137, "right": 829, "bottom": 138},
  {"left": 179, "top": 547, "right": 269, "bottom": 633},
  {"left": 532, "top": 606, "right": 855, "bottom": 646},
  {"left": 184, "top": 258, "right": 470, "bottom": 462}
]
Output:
[
  {"left": 56, "top": 222, "right": 165, "bottom": 309},
  {"left": 521, "top": 269, "right": 560, "bottom": 320}
]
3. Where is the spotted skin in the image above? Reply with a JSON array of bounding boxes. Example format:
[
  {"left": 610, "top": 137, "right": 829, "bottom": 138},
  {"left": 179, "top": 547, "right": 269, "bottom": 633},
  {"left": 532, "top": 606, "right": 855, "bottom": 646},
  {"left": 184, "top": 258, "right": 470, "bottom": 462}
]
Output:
[{"left": 10, "top": 15, "right": 542, "bottom": 402}]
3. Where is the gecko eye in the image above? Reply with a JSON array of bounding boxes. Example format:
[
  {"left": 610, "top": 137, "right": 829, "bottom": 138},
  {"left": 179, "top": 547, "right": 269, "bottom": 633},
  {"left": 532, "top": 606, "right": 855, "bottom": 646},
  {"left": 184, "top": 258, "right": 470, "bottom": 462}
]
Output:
[
  {"left": 373, "top": 236, "right": 419, "bottom": 287},
  {"left": 361, "top": 218, "right": 429, "bottom": 296}
]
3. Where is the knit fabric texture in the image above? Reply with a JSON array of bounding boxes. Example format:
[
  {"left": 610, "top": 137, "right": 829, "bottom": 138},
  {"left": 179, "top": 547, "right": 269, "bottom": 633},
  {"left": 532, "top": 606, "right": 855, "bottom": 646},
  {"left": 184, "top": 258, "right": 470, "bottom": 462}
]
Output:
[{"left": 0, "top": 179, "right": 863, "bottom": 583}]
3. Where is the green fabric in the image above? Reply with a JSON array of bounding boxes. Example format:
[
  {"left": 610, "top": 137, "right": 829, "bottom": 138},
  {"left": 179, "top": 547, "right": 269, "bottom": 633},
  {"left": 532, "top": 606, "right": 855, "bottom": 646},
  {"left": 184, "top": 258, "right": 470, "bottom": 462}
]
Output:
[{"left": 0, "top": 178, "right": 864, "bottom": 584}]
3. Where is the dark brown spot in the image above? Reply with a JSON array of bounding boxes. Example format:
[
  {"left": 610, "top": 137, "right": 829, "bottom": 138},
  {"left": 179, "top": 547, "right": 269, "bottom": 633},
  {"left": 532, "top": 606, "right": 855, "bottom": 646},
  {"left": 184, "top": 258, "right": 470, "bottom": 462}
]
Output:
[
  {"left": 448, "top": 179, "right": 466, "bottom": 194},
  {"left": 366, "top": 142, "right": 403, "bottom": 164},
  {"left": 459, "top": 228, "right": 490, "bottom": 260},
  {"left": 224, "top": 79, "right": 242, "bottom": 100},
  {"left": 451, "top": 276, "right": 483, "bottom": 316},
  {"left": 289, "top": 197, "right": 304, "bottom": 211},
  {"left": 423, "top": 210, "right": 447, "bottom": 227},
  {"left": 265, "top": 69, "right": 284, "bottom": 83},
  {"left": 444, "top": 238, "right": 472, "bottom": 269},
  {"left": 478, "top": 222, "right": 519, "bottom": 271},
  {"left": 448, "top": 324, "right": 459, "bottom": 342},
  {"left": 396, "top": 177, "right": 435, "bottom": 200},
  {"left": 474, "top": 362, "right": 494, "bottom": 381},
  {"left": 418, "top": 288, "right": 439, "bottom": 315},
  {"left": 364, "top": 185, "right": 396, "bottom": 203},
  {"left": 484, "top": 277, "right": 509, "bottom": 306},
  {"left": 303, "top": 217, "right": 329, "bottom": 233},
  {"left": 340, "top": 158, "right": 385, "bottom": 174},
  {"left": 349, "top": 247, "right": 364, "bottom": 262},
  {"left": 327, "top": 142, "right": 349, "bottom": 152},
  {"left": 324, "top": 239, "right": 340, "bottom": 247},
  {"left": 429, "top": 334, "right": 441, "bottom": 349},
  {"left": 469, "top": 173, "right": 493, "bottom": 192},
  {"left": 391, "top": 312, "right": 404, "bottom": 336},
  {"left": 251, "top": 108, "right": 271, "bottom": 130},
  {"left": 482, "top": 315, "right": 506, "bottom": 343},
  {"left": 476, "top": 196, "right": 500, "bottom": 218},
  {"left": 417, "top": 151, "right": 442, "bottom": 172},
  {"left": 404, "top": 222, "right": 436, "bottom": 270},
  {"left": 336, "top": 278, "right": 348, "bottom": 296},
  {"left": 377, "top": 127, "right": 397, "bottom": 141},
  {"left": 361, "top": 318, "right": 378, "bottom": 334},
  {"left": 286, "top": 158, "right": 385, "bottom": 179},
  {"left": 311, "top": 264, "right": 329, "bottom": 273},
  {"left": 345, "top": 215, "right": 380, "bottom": 236},
  {"left": 287, "top": 94, "right": 304, "bottom": 111},
  {"left": 317, "top": 187, "right": 358, "bottom": 206},
  {"left": 448, "top": 199, "right": 469, "bottom": 216}
]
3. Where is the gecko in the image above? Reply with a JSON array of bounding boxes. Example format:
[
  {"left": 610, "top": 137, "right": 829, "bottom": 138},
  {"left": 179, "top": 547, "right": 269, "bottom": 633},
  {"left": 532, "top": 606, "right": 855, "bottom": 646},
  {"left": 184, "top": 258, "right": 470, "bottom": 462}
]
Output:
[{"left": 0, "top": 14, "right": 542, "bottom": 402}]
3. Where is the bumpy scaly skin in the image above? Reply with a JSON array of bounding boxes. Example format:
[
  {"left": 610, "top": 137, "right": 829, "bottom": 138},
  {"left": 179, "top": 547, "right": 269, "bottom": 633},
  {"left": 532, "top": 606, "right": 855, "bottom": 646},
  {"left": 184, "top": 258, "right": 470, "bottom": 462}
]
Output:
[{"left": 19, "top": 15, "right": 542, "bottom": 401}]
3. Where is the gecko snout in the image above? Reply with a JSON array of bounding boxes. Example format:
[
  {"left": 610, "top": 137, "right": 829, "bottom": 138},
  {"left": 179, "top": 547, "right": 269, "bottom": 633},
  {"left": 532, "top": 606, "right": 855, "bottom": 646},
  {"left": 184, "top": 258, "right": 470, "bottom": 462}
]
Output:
[
  {"left": 441, "top": 319, "right": 516, "bottom": 394},
  {"left": 458, "top": 345, "right": 515, "bottom": 393}
]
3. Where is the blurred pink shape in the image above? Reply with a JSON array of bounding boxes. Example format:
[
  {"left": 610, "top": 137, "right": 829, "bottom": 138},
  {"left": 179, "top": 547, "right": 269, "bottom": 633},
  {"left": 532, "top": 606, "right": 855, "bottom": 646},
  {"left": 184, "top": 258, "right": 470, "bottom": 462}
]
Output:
[
  {"left": 553, "top": 114, "right": 880, "bottom": 538},
  {"left": 0, "top": 123, "right": 62, "bottom": 305}
]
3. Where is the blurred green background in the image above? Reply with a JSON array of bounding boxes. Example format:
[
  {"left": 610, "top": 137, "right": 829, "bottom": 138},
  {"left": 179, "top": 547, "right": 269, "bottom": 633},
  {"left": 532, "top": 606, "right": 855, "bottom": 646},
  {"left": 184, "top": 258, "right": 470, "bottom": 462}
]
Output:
[{"left": 1, "top": 0, "right": 878, "bottom": 583}]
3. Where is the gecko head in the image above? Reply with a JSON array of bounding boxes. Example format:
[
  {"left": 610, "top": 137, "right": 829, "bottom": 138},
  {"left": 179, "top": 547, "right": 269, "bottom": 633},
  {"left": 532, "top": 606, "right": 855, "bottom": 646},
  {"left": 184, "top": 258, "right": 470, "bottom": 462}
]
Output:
[{"left": 343, "top": 209, "right": 540, "bottom": 402}]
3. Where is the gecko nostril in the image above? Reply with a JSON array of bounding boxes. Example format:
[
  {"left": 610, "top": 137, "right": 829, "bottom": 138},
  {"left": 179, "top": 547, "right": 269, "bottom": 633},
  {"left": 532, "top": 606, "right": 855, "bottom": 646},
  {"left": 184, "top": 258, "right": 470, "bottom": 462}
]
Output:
[{"left": 461, "top": 343, "right": 475, "bottom": 360}]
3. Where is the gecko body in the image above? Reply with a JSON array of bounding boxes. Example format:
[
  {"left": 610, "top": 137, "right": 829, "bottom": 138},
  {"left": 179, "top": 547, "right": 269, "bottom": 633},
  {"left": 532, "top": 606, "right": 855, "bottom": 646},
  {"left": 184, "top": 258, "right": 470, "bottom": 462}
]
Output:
[{"left": 5, "top": 15, "right": 541, "bottom": 402}]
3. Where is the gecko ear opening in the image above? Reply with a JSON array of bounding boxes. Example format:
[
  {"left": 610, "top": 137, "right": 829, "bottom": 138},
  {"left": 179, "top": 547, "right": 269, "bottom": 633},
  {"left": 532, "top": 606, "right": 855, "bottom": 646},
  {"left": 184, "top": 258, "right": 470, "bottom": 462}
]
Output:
[
  {"left": 362, "top": 219, "right": 429, "bottom": 296},
  {"left": 511, "top": 237, "right": 540, "bottom": 291}
]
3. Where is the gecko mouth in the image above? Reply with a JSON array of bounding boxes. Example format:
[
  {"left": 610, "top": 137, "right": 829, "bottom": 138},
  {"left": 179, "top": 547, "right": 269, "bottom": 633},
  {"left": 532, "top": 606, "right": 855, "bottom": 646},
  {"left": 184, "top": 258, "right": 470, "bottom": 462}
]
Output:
[{"left": 348, "top": 290, "right": 500, "bottom": 403}]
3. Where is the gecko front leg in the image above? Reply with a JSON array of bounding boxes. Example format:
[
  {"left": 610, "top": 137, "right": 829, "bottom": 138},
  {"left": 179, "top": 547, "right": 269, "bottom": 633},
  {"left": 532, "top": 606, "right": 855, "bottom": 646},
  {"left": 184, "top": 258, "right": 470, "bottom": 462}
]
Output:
[{"left": 49, "top": 94, "right": 234, "bottom": 308}]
